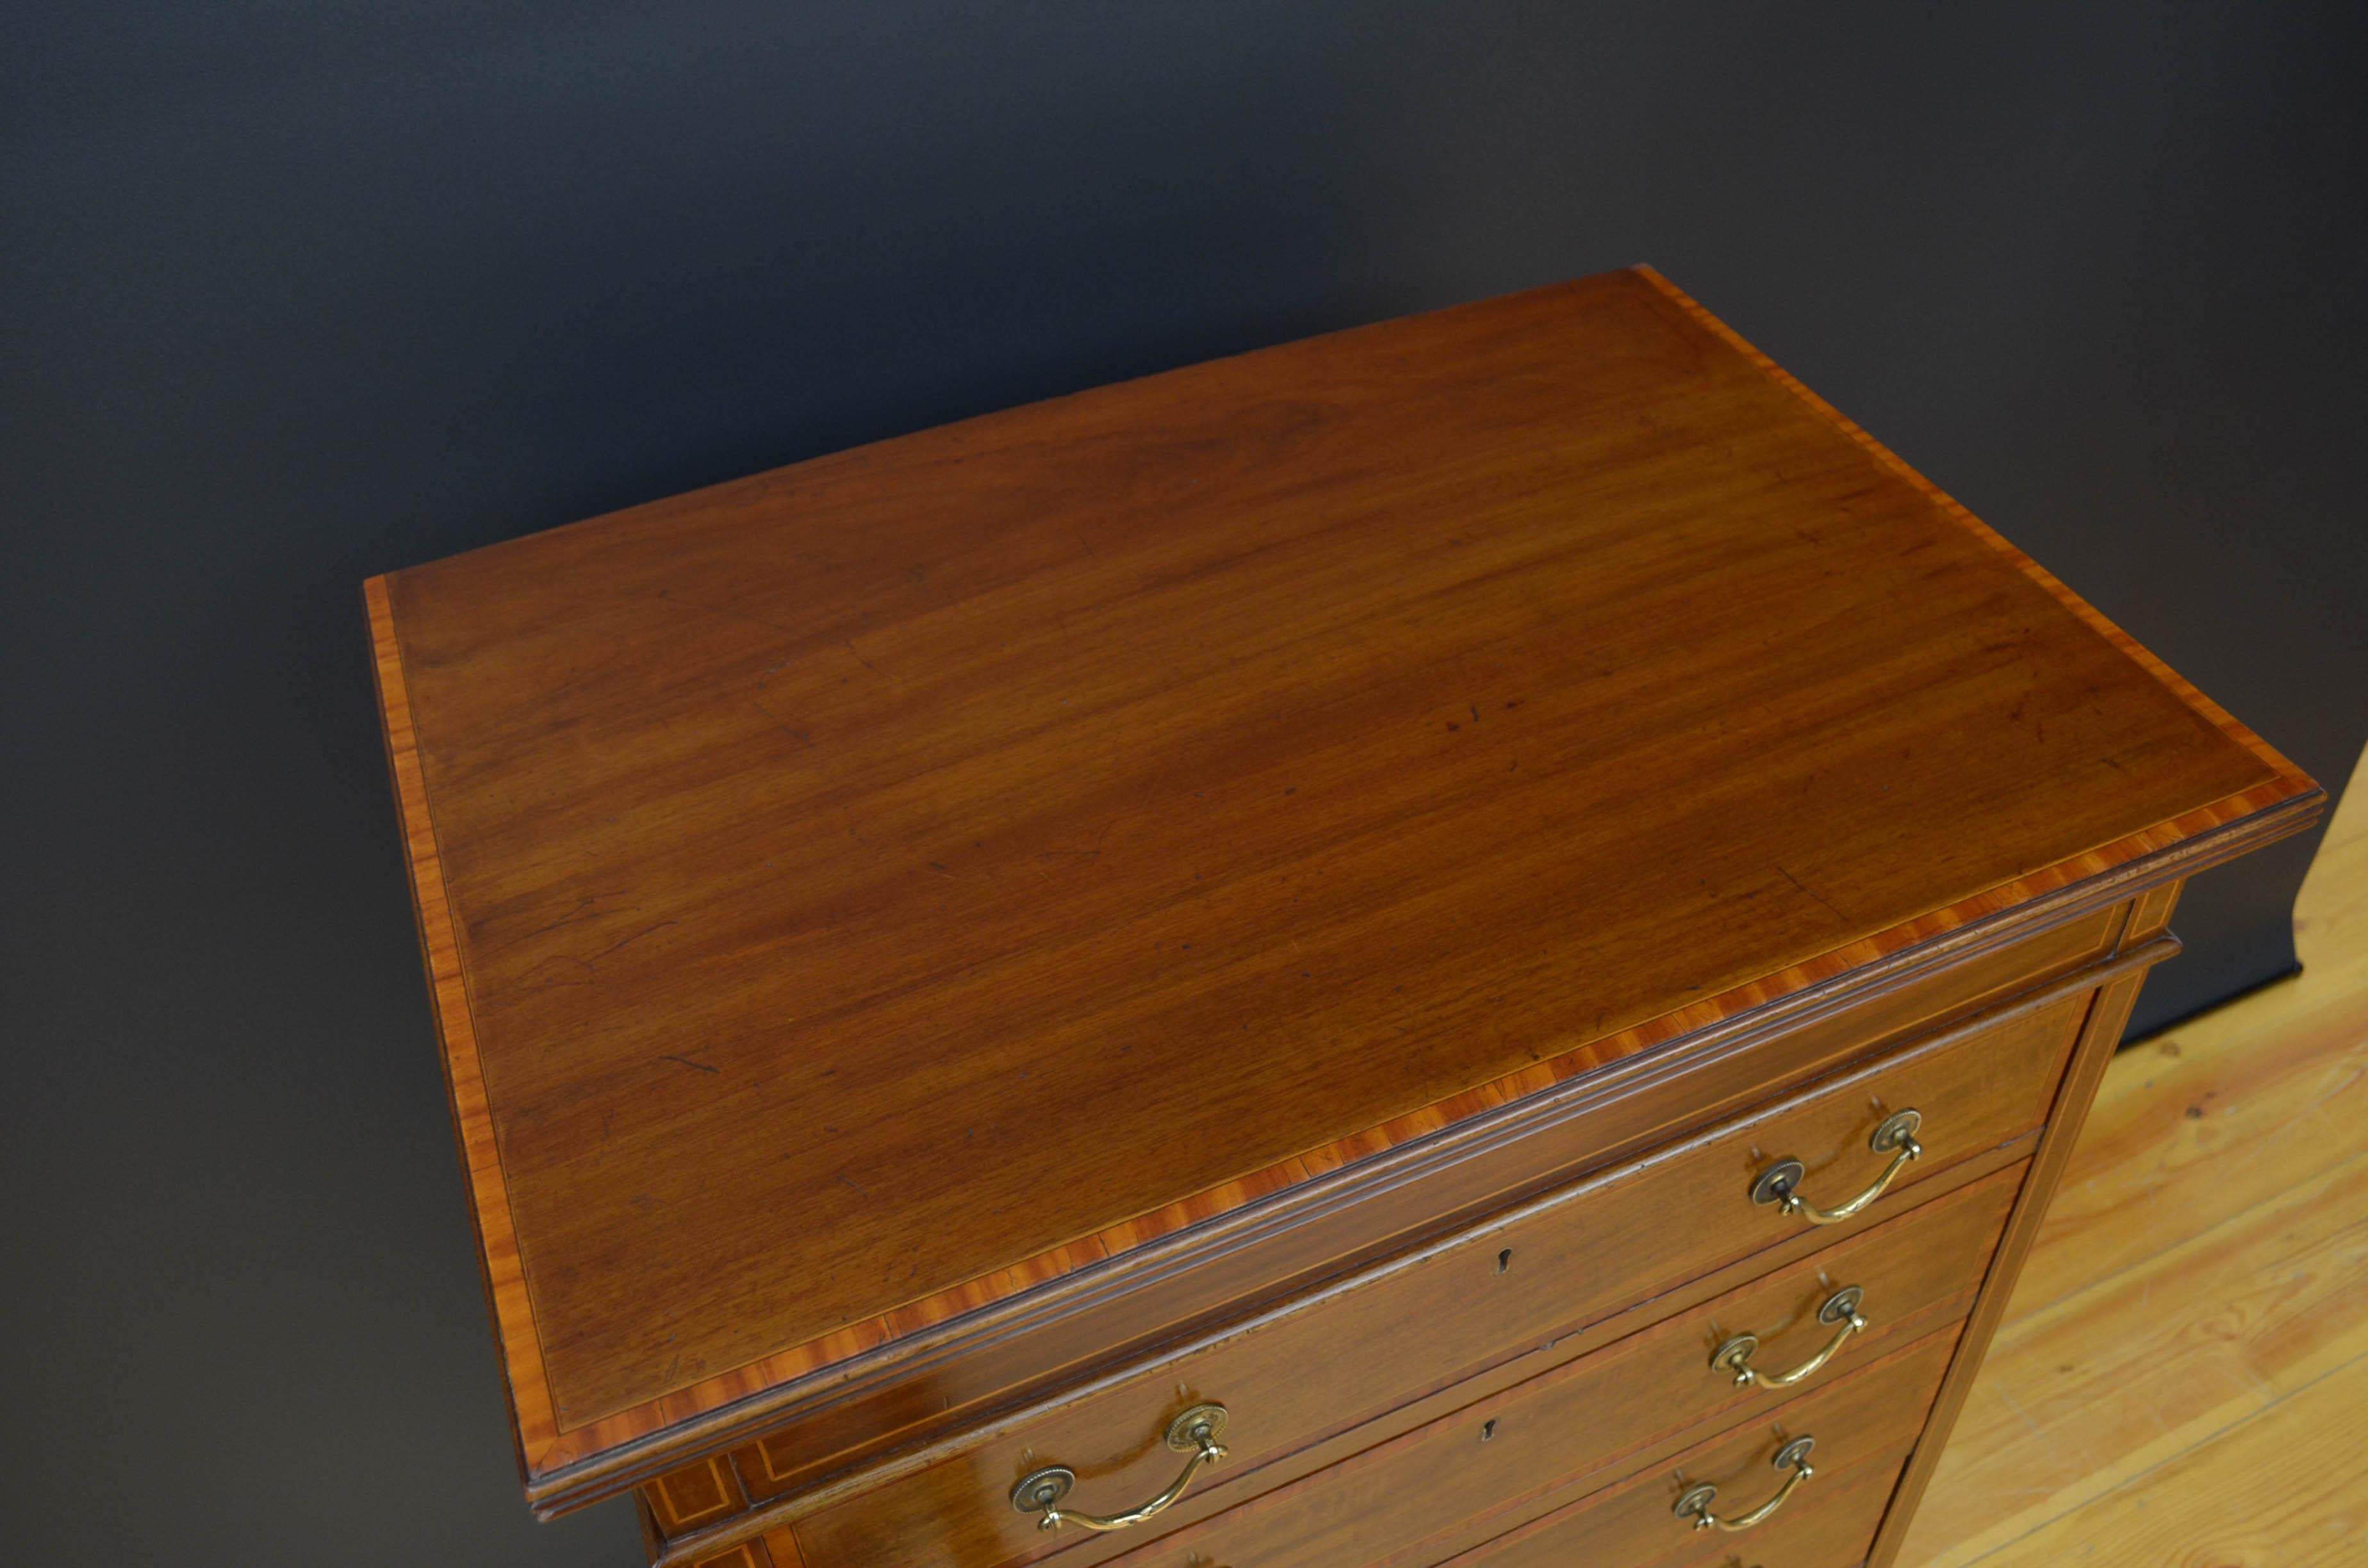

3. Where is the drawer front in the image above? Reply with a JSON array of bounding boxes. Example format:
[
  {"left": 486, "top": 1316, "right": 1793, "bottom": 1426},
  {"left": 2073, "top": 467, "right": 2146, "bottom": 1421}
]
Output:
[
  {"left": 1436, "top": 1327, "right": 1961, "bottom": 1568},
  {"left": 1043, "top": 1167, "right": 2014, "bottom": 1568},
  {"left": 785, "top": 992, "right": 2084, "bottom": 1568}
]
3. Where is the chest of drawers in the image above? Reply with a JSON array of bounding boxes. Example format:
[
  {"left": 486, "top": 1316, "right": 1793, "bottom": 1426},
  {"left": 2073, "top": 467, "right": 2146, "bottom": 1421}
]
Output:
[{"left": 367, "top": 268, "right": 2321, "bottom": 1568}]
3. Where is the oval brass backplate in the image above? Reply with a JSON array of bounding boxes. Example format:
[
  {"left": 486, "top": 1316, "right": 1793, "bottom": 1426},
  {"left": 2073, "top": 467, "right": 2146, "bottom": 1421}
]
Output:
[
  {"left": 1749, "top": 1158, "right": 1805, "bottom": 1207},
  {"left": 1870, "top": 1109, "right": 1922, "bottom": 1153},
  {"left": 1710, "top": 1332, "right": 1761, "bottom": 1375},
  {"left": 1164, "top": 1403, "right": 1229, "bottom": 1452},
  {"left": 1816, "top": 1285, "right": 1865, "bottom": 1326},
  {"left": 1011, "top": 1466, "right": 1075, "bottom": 1512}
]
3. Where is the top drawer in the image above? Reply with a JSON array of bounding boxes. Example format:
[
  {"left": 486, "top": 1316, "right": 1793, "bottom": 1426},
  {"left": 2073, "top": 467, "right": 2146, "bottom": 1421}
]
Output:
[{"left": 778, "top": 984, "right": 2091, "bottom": 1568}]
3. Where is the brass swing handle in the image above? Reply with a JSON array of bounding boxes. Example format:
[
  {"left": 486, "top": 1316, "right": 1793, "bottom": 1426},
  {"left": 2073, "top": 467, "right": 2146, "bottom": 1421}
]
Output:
[
  {"left": 1673, "top": 1436, "right": 1816, "bottom": 1532},
  {"left": 1010, "top": 1405, "right": 1229, "bottom": 1534},
  {"left": 1711, "top": 1286, "right": 1868, "bottom": 1389},
  {"left": 1750, "top": 1111, "right": 1923, "bottom": 1225}
]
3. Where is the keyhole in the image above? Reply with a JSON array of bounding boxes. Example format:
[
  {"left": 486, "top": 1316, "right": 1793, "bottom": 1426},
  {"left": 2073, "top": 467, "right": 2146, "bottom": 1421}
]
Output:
[
  {"left": 1480, "top": 1419, "right": 1497, "bottom": 1442},
  {"left": 1496, "top": 1248, "right": 1513, "bottom": 1274}
]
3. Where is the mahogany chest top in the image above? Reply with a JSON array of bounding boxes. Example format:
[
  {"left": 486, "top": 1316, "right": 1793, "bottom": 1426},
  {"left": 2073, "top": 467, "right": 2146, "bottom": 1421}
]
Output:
[{"left": 366, "top": 267, "right": 2317, "bottom": 1502}]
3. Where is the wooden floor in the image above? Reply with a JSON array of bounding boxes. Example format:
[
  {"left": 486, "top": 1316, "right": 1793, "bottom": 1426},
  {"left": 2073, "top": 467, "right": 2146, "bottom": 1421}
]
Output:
[{"left": 1902, "top": 740, "right": 2368, "bottom": 1567}]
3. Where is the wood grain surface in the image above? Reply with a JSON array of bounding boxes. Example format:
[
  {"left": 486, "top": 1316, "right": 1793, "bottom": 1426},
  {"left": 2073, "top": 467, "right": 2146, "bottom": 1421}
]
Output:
[{"left": 366, "top": 268, "right": 2319, "bottom": 1489}]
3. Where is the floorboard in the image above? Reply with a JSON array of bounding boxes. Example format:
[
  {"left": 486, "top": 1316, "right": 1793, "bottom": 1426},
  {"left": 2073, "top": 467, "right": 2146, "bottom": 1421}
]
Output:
[{"left": 1901, "top": 740, "right": 2368, "bottom": 1567}]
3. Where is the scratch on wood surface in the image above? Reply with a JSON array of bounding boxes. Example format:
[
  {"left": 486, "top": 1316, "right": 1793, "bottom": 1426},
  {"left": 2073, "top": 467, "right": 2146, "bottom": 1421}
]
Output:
[
  {"left": 588, "top": 919, "right": 679, "bottom": 964},
  {"left": 1775, "top": 862, "right": 1849, "bottom": 925}
]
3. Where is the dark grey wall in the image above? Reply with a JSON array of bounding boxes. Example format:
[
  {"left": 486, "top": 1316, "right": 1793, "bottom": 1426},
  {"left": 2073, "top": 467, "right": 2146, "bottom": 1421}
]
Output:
[{"left": 4, "top": 5, "right": 2361, "bottom": 1564}]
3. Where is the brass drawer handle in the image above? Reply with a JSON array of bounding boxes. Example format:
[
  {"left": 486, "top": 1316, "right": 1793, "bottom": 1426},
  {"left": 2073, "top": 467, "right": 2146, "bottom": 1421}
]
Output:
[
  {"left": 1673, "top": 1435, "right": 1816, "bottom": 1532},
  {"left": 1010, "top": 1404, "right": 1229, "bottom": 1533},
  {"left": 1749, "top": 1110, "right": 1922, "bottom": 1225},
  {"left": 1711, "top": 1286, "right": 1868, "bottom": 1389}
]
